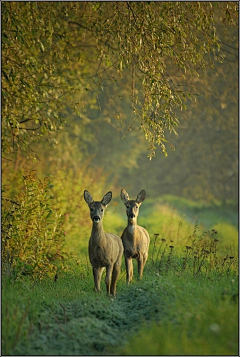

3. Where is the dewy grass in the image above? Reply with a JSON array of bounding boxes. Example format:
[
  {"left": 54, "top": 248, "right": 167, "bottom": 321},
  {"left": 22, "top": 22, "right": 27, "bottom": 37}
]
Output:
[{"left": 119, "top": 274, "right": 238, "bottom": 356}]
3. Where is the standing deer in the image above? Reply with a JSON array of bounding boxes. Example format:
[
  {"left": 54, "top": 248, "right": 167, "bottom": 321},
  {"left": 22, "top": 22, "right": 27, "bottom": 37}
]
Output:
[
  {"left": 84, "top": 190, "right": 123, "bottom": 296},
  {"left": 120, "top": 189, "right": 150, "bottom": 285}
]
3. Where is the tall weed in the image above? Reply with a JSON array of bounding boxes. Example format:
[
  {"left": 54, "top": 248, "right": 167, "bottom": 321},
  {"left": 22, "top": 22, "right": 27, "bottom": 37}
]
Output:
[{"left": 150, "top": 223, "right": 238, "bottom": 278}]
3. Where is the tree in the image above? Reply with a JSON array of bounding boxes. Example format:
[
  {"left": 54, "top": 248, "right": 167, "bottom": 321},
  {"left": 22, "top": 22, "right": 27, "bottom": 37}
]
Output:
[{"left": 2, "top": 1, "right": 238, "bottom": 160}]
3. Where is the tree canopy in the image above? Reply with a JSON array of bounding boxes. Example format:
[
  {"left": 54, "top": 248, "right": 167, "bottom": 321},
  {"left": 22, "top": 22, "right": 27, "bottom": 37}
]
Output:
[{"left": 2, "top": 1, "right": 238, "bottom": 160}]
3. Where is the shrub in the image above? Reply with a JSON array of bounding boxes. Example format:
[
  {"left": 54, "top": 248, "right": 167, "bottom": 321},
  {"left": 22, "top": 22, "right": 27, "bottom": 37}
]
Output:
[{"left": 2, "top": 171, "right": 67, "bottom": 280}]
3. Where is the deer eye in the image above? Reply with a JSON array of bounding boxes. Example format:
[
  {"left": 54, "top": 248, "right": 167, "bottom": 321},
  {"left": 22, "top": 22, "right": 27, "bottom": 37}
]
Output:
[
  {"left": 126, "top": 205, "right": 130, "bottom": 209},
  {"left": 90, "top": 208, "right": 94, "bottom": 212},
  {"left": 101, "top": 208, "right": 103, "bottom": 212}
]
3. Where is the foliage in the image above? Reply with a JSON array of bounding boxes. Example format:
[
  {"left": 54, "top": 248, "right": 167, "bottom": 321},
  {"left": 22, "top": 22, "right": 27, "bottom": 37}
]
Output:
[
  {"left": 2, "top": 1, "right": 238, "bottom": 159},
  {"left": 42, "top": 9, "right": 238, "bottom": 202},
  {"left": 2, "top": 2, "right": 95, "bottom": 160},
  {"left": 116, "top": 18, "right": 238, "bottom": 201},
  {"left": 1, "top": 171, "right": 67, "bottom": 279}
]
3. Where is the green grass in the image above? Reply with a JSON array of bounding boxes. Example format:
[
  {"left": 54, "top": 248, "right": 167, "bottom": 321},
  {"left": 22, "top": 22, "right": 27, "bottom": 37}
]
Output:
[
  {"left": 119, "top": 271, "right": 238, "bottom": 355},
  {"left": 2, "top": 264, "right": 238, "bottom": 355},
  {"left": 2, "top": 196, "right": 239, "bottom": 356}
]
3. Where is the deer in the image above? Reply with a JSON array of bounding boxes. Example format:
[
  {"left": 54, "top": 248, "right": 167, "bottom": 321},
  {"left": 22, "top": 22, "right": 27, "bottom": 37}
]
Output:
[
  {"left": 120, "top": 189, "right": 150, "bottom": 285},
  {"left": 84, "top": 190, "right": 123, "bottom": 296}
]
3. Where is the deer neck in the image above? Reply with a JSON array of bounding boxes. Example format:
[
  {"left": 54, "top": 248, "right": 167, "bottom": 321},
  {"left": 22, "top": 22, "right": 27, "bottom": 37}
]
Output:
[
  {"left": 127, "top": 218, "right": 138, "bottom": 235},
  {"left": 91, "top": 221, "right": 107, "bottom": 245}
]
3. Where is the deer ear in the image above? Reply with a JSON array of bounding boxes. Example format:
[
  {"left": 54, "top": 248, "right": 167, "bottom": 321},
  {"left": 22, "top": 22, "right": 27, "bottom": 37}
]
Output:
[
  {"left": 101, "top": 191, "right": 112, "bottom": 206},
  {"left": 84, "top": 190, "right": 94, "bottom": 205},
  {"left": 136, "top": 190, "right": 146, "bottom": 204},
  {"left": 121, "top": 189, "right": 129, "bottom": 204}
]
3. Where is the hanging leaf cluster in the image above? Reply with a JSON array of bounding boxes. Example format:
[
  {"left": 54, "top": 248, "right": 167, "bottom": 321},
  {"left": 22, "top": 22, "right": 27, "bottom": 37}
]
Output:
[{"left": 2, "top": 1, "right": 238, "bottom": 159}]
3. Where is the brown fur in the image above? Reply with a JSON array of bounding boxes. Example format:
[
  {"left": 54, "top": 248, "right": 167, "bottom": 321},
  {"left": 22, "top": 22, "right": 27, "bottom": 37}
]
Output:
[
  {"left": 84, "top": 190, "right": 123, "bottom": 296},
  {"left": 120, "top": 189, "right": 150, "bottom": 285}
]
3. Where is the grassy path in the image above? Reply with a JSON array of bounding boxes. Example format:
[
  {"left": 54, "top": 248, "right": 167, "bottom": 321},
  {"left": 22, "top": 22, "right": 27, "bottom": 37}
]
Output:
[
  {"left": 3, "top": 268, "right": 162, "bottom": 355},
  {"left": 3, "top": 260, "right": 238, "bottom": 356}
]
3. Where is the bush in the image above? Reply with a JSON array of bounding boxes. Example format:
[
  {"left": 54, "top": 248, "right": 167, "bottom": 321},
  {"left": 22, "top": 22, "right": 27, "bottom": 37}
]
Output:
[{"left": 2, "top": 171, "right": 67, "bottom": 280}]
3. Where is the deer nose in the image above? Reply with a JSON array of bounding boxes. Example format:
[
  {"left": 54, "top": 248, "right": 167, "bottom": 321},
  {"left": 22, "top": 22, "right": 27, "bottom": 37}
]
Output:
[{"left": 93, "top": 216, "right": 100, "bottom": 222}]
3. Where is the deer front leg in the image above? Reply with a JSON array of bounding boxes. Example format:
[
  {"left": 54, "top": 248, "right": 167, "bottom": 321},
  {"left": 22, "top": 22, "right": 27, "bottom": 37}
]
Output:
[
  {"left": 93, "top": 267, "right": 104, "bottom": 293},
  {"left": 105, "top": 264, "right": 113, "bottom": 296},
  {"left": 111, "top": 262, "right": 121, "bottom": 296},
  {"left": 125, "top": 256, "right": 133, "bottom": 285}
]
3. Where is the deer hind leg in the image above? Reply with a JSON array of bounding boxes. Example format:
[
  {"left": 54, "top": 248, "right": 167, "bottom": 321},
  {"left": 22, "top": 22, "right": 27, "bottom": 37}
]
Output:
[
  {"left": 125, "top": 256, "right": 133, "bottom": 285},
  {"left": 105, "top": 264, "right": 113, "bottom": 296},
  {"left": 93, "top": 267, "right": 104, "bottom": 293},
  {"left": 142, "top": 252, "right": 148, "bottom": 270},
  {"left": 110, "top": 262, "right": 121, "bottom": 296}
]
